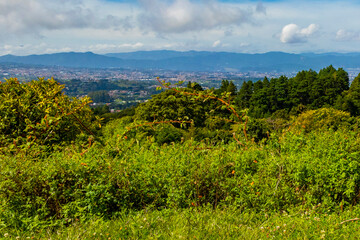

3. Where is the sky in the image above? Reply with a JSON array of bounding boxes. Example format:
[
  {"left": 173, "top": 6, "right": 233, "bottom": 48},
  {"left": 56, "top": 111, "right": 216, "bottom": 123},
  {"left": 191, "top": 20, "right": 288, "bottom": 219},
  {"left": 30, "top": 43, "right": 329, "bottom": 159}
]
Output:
[{"left": 1, "top": 0, "right": 360, "bottom": 55}]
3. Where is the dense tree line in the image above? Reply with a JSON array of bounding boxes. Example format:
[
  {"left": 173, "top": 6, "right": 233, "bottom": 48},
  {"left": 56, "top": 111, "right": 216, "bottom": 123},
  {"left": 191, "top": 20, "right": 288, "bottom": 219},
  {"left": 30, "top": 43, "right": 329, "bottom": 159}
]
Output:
[
  {"left": 236, "top": 65, "right": 351, "bottom": 118},
  {"left": 88, "top": 90, "right": 112, "bottom": 103},
  {"left": 136, "top": 65, "right": 359, "bottom": 124},
  {"left": 131, "top": 66, "right": 360, "bottom": 143},
  {"left": 59, "top": 79, "right": 158, "bottom": 97}
]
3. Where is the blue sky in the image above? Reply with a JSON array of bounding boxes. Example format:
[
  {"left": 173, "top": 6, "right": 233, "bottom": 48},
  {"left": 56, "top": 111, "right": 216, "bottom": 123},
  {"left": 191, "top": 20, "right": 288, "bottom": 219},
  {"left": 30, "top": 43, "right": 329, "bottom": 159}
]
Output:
[{"left": 1, "top": 0, "right": 360, "bottom": 55}]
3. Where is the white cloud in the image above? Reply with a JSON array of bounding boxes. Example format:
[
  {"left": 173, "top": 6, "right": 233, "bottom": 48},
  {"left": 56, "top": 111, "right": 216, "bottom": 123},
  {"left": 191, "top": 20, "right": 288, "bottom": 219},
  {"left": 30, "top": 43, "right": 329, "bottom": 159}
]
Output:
[
  {"left": 280, "top": 23, "right": 319, "bottom": 44},
  {"left": 336, "top": 29, "right": 360, "bottom": 41},
  {"left": 87, "top": 43, "right": 144, "bottom": 52},
  {"left": 0, "top": 0, "right": 131, "bottom": 40},
  {"left": 138, "top": 0, "right": 253, "bottom": 33},
  {"left": 1, "top": 42, "right": 145, "bottom": 55},
  {"left": 44, "top": 47, "right": 74, "bottom": 54},
  {"left": 2, "top": 0, "right": 360, "bottom": 55},
  {"left": 0, "top": 43, "right": 49, "bottom": 55},
  {"left": 212, "top": 40, "right": 221, "bottom": 48}
]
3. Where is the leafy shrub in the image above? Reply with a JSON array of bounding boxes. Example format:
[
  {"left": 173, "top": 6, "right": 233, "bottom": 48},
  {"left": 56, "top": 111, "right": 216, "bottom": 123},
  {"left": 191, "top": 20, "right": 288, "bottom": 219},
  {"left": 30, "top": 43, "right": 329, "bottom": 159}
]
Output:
[
  {"left": 3, "top": 127, "right": 360, "bottom": 233},
  {"left": 246, "top": 118, "right": 271, "bottom": 142},
  {"left": 193, "top": 128, "right": 233, "bottom": 144},
  {"left": 2, "top": 75, "right": 360, "bottom": 235},
  {"left": 134, "top": 90, "right": 207, "bottom": 127},
  {"left": 154, "top": 124, "right": 184, "bottom": 145},
  {"left": 292, "top": 107, "right": 353, "bottom": 132},
  {"left": 0, "top": 78, "right": 99, "bottom": 154}
]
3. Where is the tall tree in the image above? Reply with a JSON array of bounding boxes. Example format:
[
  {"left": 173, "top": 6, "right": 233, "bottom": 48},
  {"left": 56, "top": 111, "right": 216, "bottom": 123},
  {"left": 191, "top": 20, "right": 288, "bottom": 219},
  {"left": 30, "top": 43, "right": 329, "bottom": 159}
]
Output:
[
  {"left": 249, "top": 80, "right": 270, "bottom": 118},
  {"left": 316, "top": 65, "right": 349, "bottom": 107},
  {"left": 336, "top": 73, "right": 360, "bottom": 116},
  {"left": 226, "top": 81, "right": 237, "bottom": 96},
  {"left": 274, "top": 76, "right": 289, "bottom": 111},
  {"left": 236, "top": 80, "right": 253, "bottom": 109}
]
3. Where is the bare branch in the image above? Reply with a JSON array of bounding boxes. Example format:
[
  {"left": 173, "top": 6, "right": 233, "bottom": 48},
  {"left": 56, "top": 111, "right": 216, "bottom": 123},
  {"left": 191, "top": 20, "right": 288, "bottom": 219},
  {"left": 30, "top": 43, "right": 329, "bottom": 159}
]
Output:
[{"left": 340, "top": 218, "right": 360, "bottom": 225}]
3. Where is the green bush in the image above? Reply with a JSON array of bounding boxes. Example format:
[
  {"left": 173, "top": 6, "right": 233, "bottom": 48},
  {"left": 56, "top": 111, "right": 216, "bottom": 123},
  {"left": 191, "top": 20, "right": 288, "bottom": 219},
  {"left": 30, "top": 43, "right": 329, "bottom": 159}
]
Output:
[
  {"left": 0, "top": 78, "right": 99, "bottom": 155},
  {"left": 2, "top": 76, "right": 360, "bottom": 237},
  {"left": 292, "top": 107, "right": 353, "bottom": 132},
  {"left": 154, "top": 124, "right": 184, "bottom": 145},
  {"left": 2, "top": 126, "right": 360, "bottom": 232}
]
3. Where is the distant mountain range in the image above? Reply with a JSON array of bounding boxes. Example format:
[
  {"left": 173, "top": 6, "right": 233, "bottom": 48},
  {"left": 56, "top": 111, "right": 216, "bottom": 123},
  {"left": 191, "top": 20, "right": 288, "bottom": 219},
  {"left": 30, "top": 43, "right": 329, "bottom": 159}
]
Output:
[{"left": 1, "top": 50, "right": 360, "bottom": 72}]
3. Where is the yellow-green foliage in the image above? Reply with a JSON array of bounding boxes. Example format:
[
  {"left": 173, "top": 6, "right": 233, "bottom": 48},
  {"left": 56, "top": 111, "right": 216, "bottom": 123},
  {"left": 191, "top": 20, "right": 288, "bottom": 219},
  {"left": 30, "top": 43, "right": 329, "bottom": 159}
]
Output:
[
  {"left": 11, "top": 208, "right": 360, "bottom": 239},
  {"left": 2, "top": 126, "right": 360, "bottom": 233},
  {"left": 292, "top": 107, "right": 353, "bottom": 132},
  {"left": 0, "top": 78, "right": 99, "bottom": 154},
  {"left": 2, "top": 77, "right": 360, "bottom": 238}
]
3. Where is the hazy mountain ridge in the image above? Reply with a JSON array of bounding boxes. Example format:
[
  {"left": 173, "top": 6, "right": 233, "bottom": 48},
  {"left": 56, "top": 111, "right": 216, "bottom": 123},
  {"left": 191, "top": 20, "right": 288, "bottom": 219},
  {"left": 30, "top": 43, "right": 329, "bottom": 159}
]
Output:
[{"left": 1, "top": 51, "right": 360, "bottom": 72}]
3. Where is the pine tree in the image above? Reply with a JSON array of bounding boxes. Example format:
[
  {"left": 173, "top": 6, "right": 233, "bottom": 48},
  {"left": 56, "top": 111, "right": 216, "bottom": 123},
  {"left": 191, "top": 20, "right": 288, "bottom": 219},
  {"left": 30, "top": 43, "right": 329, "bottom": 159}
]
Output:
[
  {"left": 226, "top": 81, "right": 237, "bottom": 96},
  {"left": 236, "top": 81, "right": 253, "bottom": 109}
]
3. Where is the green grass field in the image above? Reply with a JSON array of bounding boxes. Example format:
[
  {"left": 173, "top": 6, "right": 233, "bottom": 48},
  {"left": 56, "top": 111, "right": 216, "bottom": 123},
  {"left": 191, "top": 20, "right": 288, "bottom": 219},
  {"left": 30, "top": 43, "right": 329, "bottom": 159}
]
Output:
[{"left": 2, "top": 207, "right": 360, "bottom": 239}]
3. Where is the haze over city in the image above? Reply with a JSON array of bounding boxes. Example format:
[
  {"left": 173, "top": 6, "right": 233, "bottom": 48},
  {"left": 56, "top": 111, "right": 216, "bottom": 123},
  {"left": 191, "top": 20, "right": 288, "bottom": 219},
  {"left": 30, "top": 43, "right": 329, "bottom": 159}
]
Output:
[{"left": 1, "top": 0, "right": 360, "bottom": 56}]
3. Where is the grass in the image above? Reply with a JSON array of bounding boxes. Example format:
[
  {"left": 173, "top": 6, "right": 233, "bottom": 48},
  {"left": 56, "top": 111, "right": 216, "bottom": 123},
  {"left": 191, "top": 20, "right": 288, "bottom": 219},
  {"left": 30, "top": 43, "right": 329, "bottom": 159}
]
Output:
[
  {"left": 2, "top": 207, "right": 360, "bottom": 239},
  {"left": 2, "top": 125, "right": 360, "bottom": 239}
]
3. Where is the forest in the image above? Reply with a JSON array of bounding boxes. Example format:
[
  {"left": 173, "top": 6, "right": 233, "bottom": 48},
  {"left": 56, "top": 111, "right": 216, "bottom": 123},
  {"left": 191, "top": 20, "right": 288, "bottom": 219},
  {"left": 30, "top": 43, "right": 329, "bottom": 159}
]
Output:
[
  {"left": 1, "top": 65, "right": 360, "bottom": 239},
  {"left": 59, "top": 78, "right": 159, "bottom": 110}
]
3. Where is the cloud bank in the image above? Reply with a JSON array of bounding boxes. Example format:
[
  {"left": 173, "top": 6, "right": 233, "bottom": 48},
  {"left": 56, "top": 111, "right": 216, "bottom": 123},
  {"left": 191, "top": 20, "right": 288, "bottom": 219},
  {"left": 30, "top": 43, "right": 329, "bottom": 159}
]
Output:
[
  {"left": 336, "top": 29, "right": 360, "bottom": 41},
  {"left": 0, "top": 0, "right": 130, "bottom": 39},
  {"left": 280, "top": 23, "right": 319, "bottom": 44},
  {"left": 2, "top": 0, "right": 360, "bottom": 55},
  {"left": 138, "top": 0, "right": 254, "bottom": 33}
]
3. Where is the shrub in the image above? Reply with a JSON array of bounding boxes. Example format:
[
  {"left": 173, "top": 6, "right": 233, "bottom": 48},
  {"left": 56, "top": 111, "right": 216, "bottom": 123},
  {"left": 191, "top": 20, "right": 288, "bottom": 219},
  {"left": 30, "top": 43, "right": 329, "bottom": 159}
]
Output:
[
  {"left": 0, "top": 78, "right": 99, "bottom": 154},
  {"left": 292, "top": 107, "right": 353, "bottom": 132},
  {"left": 154, "top": 124, "right": 184, "bottom": 145}
]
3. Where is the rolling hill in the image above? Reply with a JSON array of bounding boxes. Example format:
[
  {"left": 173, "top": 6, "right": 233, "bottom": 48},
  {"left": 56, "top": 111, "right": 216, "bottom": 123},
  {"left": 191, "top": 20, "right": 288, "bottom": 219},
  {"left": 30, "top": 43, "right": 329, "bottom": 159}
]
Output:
[{"left": 1, "top": 50, "right": 360, "bottom": 72}]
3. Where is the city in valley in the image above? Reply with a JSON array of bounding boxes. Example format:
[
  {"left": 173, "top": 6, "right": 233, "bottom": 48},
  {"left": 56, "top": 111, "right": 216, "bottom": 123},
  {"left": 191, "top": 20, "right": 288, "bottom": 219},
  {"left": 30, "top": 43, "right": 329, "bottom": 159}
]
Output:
[
  {"left": 2, "top": 63, "right": 360, "bottom": 85},
  {"left": 0, "top": 64, "right": 288, "bottom": 108}
]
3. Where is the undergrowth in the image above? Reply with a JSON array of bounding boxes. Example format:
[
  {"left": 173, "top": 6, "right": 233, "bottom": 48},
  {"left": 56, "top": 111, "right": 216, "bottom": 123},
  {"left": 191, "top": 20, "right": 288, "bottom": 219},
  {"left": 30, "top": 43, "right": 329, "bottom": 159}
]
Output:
[
  {"left": 1, "top": 126, "right": 360, "bottom": 237},
  {"left": 1, "top": 77, "right": 360, "bottom": 238}
]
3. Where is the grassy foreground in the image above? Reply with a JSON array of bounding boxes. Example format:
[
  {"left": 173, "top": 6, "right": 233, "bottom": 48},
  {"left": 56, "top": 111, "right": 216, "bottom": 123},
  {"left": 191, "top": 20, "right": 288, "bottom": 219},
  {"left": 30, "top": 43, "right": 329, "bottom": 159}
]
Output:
[
  {"left": 2, "top": 118, "right": 360, "bottom": 239},
  {"left": 2, "top": 207, "right": 360, "bottom": 239}
]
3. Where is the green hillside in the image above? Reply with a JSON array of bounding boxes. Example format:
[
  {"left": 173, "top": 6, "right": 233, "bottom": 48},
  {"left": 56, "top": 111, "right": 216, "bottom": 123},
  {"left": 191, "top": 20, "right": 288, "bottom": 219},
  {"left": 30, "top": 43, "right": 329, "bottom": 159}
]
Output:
[{"left": 1, "top": 67, "right": 360, "bottom": 239}]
